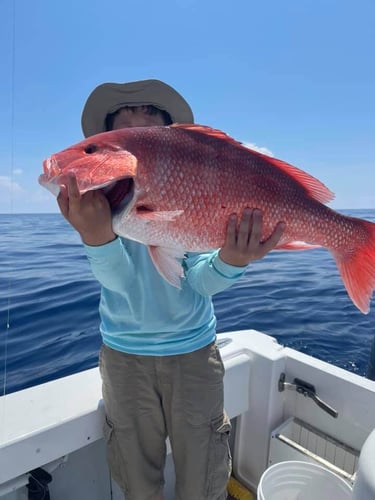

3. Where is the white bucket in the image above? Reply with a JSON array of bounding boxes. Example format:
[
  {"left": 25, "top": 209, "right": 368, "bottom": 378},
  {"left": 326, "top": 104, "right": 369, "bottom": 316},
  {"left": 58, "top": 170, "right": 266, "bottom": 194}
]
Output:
[{"left": 257, "top": 460, "right": 353, "bottom": 500}]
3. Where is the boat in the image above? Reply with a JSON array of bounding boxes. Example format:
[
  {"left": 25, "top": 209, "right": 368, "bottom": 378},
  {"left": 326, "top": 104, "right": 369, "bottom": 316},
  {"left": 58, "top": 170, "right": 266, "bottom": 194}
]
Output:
[{"left": 1, "top": 328, "right": 375, "bottom": 499}]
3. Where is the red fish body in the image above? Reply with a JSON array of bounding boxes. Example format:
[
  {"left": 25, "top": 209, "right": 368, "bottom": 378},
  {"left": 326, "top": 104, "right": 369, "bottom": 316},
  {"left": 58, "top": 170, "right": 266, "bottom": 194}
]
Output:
[{"left": 39, "top": 124, "right": 375, "bottom": 314}]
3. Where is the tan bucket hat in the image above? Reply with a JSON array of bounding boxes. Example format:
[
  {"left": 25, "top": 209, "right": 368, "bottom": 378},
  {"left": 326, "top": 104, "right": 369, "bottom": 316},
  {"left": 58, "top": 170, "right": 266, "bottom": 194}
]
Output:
[{"left": 81, "top": 79, "right": 194, "bottom": 137}]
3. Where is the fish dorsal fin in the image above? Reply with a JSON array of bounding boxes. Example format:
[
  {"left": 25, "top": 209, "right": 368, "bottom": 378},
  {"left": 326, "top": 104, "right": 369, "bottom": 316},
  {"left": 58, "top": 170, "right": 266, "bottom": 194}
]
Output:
[
  {"left": 260, "top": 156, "right": 335, "bottom": 203},
  {"left": 171, "top": 124, "right": 335, "bottom": 204},
  {"left": 171, "top": 123, "right": 238, "bottom": 143}
]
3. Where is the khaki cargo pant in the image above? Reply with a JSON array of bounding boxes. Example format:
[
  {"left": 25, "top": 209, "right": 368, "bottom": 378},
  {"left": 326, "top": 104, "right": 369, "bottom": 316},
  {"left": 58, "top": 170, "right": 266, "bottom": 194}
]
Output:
[{"left": 99, "top": 342, "right": 232, "bottom": 500}]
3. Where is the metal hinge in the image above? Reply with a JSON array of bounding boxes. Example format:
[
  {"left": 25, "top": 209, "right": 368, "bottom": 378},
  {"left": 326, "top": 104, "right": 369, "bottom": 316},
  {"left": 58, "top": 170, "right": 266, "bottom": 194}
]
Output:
[{"left": 278, "top": 373, "right": 338, "bottom": 418}]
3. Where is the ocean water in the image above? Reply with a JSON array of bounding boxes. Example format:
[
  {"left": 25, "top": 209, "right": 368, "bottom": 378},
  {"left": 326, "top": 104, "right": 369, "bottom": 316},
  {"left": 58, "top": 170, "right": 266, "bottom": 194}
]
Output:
[{"left": 1, "top": 210, "right": 375, "bottom": 395}]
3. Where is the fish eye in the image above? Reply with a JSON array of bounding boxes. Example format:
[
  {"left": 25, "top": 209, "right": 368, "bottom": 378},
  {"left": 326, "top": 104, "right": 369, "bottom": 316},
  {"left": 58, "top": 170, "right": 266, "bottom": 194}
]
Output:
[{"left": 84, "top": 144, "right": 98, "bottom": 154}]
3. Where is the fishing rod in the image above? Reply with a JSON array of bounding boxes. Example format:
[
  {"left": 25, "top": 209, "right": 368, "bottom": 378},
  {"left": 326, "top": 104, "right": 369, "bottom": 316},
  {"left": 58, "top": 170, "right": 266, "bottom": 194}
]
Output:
[{"left": 2, "top": 0, "right": 16, "bottom": 403}]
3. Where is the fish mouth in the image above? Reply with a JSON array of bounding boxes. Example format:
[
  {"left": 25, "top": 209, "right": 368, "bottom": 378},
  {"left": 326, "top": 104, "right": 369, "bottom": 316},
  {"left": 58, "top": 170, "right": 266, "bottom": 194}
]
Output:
[{"left": 102, "top": 178, "right": 134, "bottom": 213}]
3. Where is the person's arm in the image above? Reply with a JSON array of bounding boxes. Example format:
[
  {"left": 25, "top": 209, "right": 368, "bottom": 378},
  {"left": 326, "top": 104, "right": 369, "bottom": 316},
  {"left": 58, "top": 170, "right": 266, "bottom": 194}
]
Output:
[
  {"left": 183, "top": 250, "right": 248, "bottom": 296},
  {"left": 57, "top": 174, "right": 116, "bottom": 246},
  {"left": 184, "top": 208, "right": 285, "bottom": 296},
  {"left": 57, "top": 174, "right": 136, "bottom": 291},
  {"left": 83, "top": 237, "right": 137, "bottom": 292}
]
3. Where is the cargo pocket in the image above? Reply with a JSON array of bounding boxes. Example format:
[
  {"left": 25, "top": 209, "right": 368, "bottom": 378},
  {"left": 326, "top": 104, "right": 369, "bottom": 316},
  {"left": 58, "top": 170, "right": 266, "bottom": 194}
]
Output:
[
  {"left": 103, "top": 417, "right": 129, "bottom": 494},
  {"left": 205, "top": 413, "right": 232, "bottom": 499}
]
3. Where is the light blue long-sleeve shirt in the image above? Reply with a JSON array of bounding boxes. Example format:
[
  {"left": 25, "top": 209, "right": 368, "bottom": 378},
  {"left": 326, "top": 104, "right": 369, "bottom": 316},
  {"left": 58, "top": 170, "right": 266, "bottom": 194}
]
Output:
[{"left": 84, "top": 237, "right": 247, "bottom": 356}]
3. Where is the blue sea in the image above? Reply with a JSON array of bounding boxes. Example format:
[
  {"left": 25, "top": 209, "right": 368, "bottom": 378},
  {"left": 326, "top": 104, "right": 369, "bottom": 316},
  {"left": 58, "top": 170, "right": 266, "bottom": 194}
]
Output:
[{"left": 1, "top": 210, "right": 375, "bottom": 395}]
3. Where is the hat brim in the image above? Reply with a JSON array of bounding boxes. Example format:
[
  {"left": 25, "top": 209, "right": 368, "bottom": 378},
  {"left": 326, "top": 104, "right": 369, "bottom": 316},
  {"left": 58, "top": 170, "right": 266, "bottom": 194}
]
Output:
[{"left": 81, "top": 79, "right": 194, "bottom": 137}]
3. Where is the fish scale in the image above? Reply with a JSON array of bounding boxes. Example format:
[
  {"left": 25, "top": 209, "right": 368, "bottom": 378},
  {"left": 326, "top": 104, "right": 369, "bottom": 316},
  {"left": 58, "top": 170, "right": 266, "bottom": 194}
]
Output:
[{"left": 39, "top": 123, "right": 375, "bottom": 314}]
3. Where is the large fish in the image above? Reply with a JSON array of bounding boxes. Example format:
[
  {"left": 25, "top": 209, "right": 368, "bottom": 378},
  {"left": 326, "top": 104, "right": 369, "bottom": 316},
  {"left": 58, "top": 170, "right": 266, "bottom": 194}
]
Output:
[{"left": 39, "top": 124, "right": 375, "bottom": 313}]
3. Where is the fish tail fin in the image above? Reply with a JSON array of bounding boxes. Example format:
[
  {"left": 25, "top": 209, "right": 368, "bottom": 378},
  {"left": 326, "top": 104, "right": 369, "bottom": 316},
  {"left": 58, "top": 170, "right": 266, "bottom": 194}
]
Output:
[{"left": 334, "top": 219, "right": 375, "bottom": 314}]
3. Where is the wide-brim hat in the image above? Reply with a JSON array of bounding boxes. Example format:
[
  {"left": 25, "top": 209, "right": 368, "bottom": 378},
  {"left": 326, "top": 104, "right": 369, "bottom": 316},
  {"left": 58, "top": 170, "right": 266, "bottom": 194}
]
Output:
[{"left": 81, "top": 79, "right": 194, "bottom": 137}]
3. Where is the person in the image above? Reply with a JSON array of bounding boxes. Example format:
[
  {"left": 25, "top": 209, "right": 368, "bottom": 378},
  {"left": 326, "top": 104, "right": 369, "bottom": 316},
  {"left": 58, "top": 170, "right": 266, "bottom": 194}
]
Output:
[
  {"left": 57, "top": 79, "right": 284, "bottom": 500},
  {"left": 367, "top": 335, "right": 375, "bottom": 381}
]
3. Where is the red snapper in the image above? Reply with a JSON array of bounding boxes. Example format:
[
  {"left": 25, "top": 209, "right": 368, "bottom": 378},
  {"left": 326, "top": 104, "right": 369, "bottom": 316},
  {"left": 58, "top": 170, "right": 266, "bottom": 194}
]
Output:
[{"left": 39, "top": 124, "right": 375, "bottom": 314}]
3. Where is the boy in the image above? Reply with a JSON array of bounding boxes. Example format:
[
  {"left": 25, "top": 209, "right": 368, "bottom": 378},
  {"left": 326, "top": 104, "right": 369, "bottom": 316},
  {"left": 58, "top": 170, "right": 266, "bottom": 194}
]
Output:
[{"left": 57, "top": 79, "right": 284, "bottom": 500}]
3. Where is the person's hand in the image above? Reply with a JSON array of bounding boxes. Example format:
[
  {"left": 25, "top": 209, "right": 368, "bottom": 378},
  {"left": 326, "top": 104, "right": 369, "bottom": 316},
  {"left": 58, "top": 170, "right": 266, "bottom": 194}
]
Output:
[
  {"left": 218, "top": 208, "right": 285, "bottom": 267},
  {"left": 57, "top": 174, "right": 116, "bottom": 246}
]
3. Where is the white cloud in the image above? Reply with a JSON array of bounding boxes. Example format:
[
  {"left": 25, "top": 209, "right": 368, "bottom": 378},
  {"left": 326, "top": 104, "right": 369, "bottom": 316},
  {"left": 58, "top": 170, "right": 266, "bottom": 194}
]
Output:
[
  {"left": 0, "top": 178, "right": 59, "bottom": 213},
  {"left": 0, "top": 175, "right": 25, "bottom": 212},
  {"left": 13, "top": 168, "right": 23, "bottom": 175},
  {"left": 243, "top": 142, "right": 274, "bottom": 157},
  {"left": 0, "top": 175, "right": 23, "bottom": 193}
]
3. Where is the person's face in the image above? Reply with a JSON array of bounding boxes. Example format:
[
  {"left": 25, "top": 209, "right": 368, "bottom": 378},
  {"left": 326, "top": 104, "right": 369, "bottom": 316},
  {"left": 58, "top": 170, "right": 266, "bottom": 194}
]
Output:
[{"left": 111, "top": 106, "right": 166, "bottom": 130}]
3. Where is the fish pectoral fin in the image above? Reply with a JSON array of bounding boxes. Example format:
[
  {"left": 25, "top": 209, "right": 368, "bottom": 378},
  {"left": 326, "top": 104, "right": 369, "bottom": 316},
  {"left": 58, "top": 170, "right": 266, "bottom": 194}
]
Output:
[
  {"left": 148, "top": 246, "right": 185, "bottom": 288},
  {"left": 137, "top": 208, "right": 184, "bottom": 221},
  {"left": 275, "top": 241, "right": 322, "bottom": 251}
]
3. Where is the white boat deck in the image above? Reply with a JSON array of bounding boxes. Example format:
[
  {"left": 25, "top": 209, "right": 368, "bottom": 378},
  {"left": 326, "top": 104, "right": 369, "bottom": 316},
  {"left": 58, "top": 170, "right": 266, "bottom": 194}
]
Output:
[{"left": 1, "top": 329, "right": 375, "bottom": 499}]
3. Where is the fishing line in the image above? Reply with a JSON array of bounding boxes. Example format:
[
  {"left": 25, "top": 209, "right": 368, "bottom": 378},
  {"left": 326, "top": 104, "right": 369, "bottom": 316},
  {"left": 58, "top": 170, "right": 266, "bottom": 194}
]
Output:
[{"left": 2, "top": 0, "right": 16, "bottom": 406}]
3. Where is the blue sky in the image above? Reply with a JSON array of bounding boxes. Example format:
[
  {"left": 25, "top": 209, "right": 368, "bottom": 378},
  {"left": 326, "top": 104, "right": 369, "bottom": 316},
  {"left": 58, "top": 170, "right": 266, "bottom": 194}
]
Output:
[{"left": 0, "top": 0, "right": 374, "bottom": 213}]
